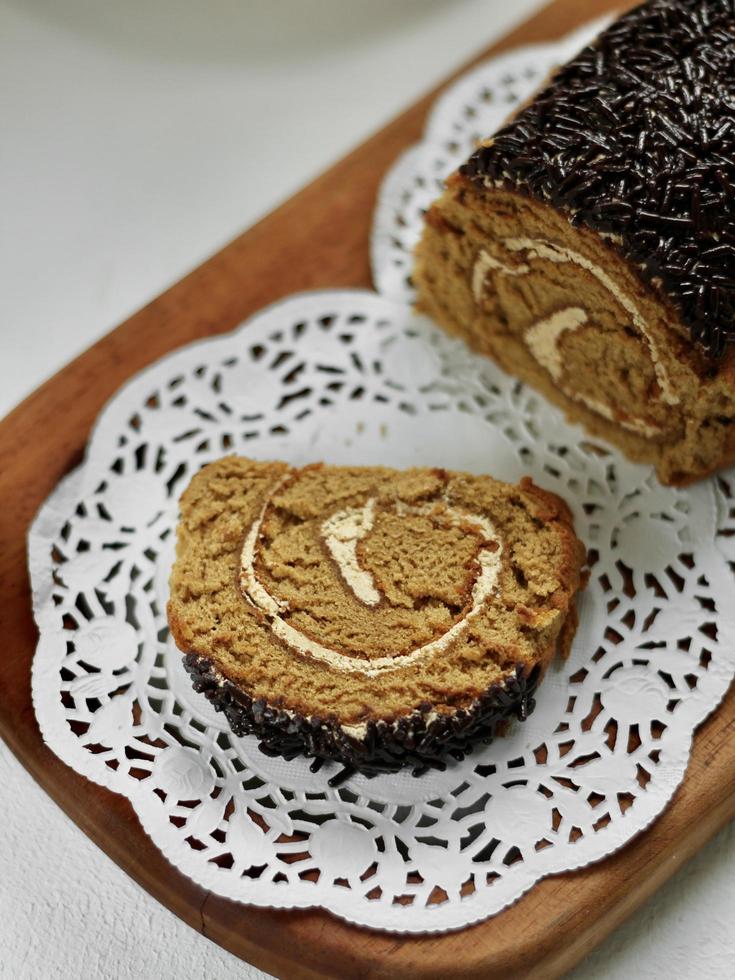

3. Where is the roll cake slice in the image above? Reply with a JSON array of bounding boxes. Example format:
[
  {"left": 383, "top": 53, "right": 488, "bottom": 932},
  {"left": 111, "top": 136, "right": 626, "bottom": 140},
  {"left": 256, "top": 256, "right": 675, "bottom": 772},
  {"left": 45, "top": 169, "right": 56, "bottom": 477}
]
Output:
[
  {"left": 415, "top": 0, "right": 735, "bottom": 485},
  {"left": 167, "top": 456, "right": 586, "bottom": 780}
]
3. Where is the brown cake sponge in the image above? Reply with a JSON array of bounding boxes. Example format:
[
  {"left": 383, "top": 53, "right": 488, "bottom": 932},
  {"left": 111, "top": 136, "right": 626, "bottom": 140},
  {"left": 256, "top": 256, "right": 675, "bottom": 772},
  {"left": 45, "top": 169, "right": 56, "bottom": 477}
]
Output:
[
  {"left": 415, "top": 0, "right": 735, "bottom": 485},
  {"left": 168, "top": 456, "right": 586, "bottom": 780}
]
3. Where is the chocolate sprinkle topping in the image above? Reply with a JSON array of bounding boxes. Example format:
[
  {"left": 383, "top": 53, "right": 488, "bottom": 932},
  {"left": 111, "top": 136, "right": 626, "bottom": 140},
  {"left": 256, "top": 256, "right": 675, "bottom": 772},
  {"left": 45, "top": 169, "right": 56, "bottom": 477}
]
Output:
[
  {"left": 461, "top": 0, "right": 735, "bottom": 358},
  {"left": 184, "top": 653, "right": 541, "bottom": 783}
]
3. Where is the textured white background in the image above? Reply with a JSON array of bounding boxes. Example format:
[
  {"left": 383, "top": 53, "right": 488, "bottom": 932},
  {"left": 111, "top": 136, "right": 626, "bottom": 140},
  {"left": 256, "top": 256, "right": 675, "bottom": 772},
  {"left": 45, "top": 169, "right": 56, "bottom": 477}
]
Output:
[{"left": 2, "top": 1, "right": 734, "bottom": 977}]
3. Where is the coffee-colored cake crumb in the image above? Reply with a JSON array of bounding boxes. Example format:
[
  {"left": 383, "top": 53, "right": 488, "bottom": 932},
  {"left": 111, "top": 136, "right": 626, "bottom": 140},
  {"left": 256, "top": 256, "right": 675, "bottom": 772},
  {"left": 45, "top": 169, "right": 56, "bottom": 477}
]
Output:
[
  {"left": 414, "top": 0, "right": 735, "bottom": 485},
  {"left": 168, "top": 456, "right": 586, "bottom": 773}
]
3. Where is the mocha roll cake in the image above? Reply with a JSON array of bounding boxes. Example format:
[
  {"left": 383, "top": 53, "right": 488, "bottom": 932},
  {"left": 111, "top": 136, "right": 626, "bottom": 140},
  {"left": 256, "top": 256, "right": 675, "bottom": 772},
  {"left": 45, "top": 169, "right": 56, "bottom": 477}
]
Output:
[
  {"left": 167, "top": 456, "right": 586, "bottom": 780},
  {"left": 415, "top": 0, "right": 735, "bottom": 485}
]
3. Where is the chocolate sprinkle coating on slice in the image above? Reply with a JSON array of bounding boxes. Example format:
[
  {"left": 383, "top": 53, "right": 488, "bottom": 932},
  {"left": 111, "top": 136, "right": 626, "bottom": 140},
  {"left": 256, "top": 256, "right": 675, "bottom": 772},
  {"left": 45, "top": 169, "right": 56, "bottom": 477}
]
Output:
[
  {"left": 461, "top": 0, "right": 735, "bottom": 358},
  {"left": 184, "top": 653, "right": 541, "bottom": 782}
]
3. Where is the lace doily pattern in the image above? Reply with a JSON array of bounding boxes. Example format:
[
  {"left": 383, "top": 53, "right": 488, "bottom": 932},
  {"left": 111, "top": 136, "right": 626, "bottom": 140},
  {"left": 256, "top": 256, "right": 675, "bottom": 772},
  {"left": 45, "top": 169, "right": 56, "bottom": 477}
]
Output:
[{"left": 30, "top": 287, "right": 735, "bottom": 932}]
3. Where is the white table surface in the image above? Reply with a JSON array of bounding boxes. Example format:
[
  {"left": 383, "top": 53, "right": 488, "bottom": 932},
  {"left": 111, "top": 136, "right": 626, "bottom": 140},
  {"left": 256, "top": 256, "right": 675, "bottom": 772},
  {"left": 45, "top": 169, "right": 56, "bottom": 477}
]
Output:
[{"left": 2, "top": 1, "right": 734, "bottom": 977}]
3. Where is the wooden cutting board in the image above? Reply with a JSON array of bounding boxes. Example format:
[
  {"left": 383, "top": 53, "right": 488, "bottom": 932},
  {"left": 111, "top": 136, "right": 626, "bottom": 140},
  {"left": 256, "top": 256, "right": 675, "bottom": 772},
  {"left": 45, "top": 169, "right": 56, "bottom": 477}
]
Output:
[{"left": 3, "top": 1, "right": 735, "bottom": 976}]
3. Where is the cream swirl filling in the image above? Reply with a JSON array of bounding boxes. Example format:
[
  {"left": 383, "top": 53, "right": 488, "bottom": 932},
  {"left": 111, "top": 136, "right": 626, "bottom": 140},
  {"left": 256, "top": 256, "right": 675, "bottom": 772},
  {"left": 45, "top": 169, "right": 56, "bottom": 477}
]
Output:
[
  {"left": 321, "top": 499, "right": 381, "bottom": 606},
  {"left": 239, "top": 491, "right": 503, "bottom": 678},
  {"left": 472, "top": 237, "right": 680, "bottom": 436},
  {"left": 471, "top": 250, "right": 529, "bottom": 299}
]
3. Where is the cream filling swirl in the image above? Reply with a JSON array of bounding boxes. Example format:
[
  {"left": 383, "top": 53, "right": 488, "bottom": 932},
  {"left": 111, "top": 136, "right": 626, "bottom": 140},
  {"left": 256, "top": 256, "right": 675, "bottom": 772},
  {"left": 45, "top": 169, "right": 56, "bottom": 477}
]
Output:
[
  {"left": 472, "top": 237, "right": 680, "bottom": 436},
  {"left": 321, "top": 499, "right": 381, "bottom": 606},
  {"left": 239, "top": 491, "right": 502, "bottom": 678}
]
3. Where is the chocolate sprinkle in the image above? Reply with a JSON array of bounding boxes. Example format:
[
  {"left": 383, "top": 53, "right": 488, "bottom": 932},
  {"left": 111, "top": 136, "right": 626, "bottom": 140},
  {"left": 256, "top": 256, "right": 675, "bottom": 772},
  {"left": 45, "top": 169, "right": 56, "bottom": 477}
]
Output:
[
  {"left": 183, "top": 653, "right": 541, "bottom": 781},
  {"left": 460, "top": 0, "right": 735, "bottom": 359}
]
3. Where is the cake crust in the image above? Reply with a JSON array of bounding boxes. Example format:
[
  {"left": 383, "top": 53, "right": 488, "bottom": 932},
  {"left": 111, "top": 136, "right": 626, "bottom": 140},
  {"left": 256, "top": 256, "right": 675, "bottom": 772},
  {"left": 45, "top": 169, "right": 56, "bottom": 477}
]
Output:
[
  {"left": 168, "top": 457, "right": 586, "bottom": 779},
  {"left": 183, "top": 654, "right": 542, "bottom": 783},
  {"left": 416, "top": 180, "right": 735, "bottom": 484},
  {"left": 415, "top": 0, "right": 735, "bottom": 484},
  {"left": 462, "top": 0, "right": 735, "bottom": 359}
]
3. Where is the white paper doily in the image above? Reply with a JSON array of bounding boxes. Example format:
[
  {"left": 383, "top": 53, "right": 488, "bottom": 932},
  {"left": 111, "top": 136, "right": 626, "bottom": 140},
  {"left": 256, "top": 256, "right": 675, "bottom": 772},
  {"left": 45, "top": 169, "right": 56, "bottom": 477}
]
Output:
[
  {"left": 29, "top": 22, "right": 735, "bottom": 935},
  {"left": 30, "top": 289, "right": 735, "bottom": 933}
]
